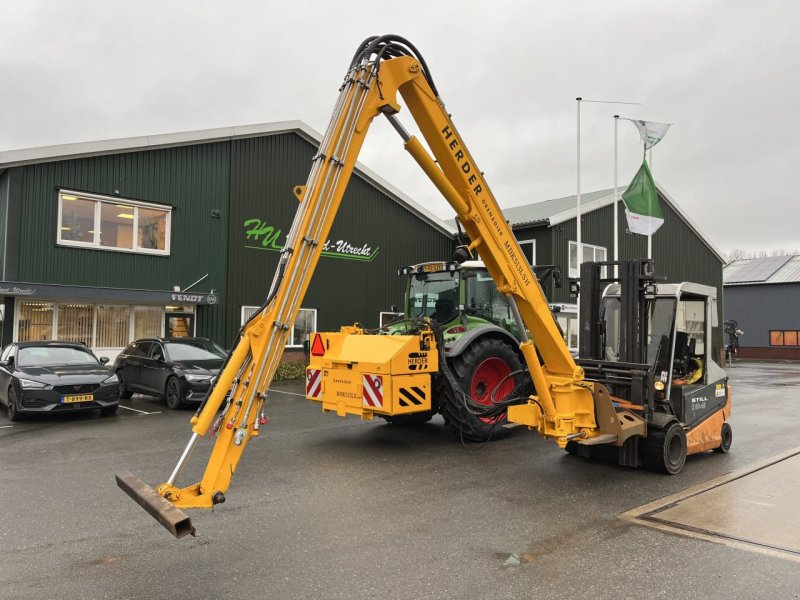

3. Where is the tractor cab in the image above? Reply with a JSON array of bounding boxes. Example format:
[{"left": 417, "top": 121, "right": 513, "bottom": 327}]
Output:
[{"left": 395, "top": 260, "right": 520, "bottom": 344}]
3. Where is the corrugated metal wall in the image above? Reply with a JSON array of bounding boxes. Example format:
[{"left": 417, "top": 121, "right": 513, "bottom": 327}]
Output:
[
  {"left": 225, "top": 133, "right": 454, "bottom": 347},
  {"left": 724, "top": 283, "right": 800, "bottom": 347},
  {"left": 10, "top": 143, "right": 230, "bottom": 343}
]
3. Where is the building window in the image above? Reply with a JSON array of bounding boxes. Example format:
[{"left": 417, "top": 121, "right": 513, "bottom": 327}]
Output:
[
  {"left": 241, "top": 306, "right": 317, "bottom": 347},
  {"left": 17, "top": 302, "right": 55, "bottom": 342},
  {"left": 770, "top": 330, "right": 799, "bottom": 346},
  {"left": 15, "top": 300, "right": 166, "bottom": 349},
  {"left": 517, "top": 239, "right": 536, "bottom": 266},
  {"left": 568, "top": 241, "right": 607, "bottom": 278},
  {"left": 57, "top": 304, "right": 93, "bottom": 346},
  {"left": 57, "top": 190, "right": 171, "bottom": 255},
  {"left": 134, "top": 306, "right": 163, "bottom": 339},
  {"left": 95, "top": 305, "right": 131, "bottom": 348}
]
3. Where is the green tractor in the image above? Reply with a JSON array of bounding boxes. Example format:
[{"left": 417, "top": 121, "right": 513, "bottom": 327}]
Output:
[{"left": 384, "top": 259, "right": 561, "bottom": 441}]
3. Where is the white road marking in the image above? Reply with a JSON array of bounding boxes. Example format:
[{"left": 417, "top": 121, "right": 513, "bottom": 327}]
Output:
[
  {"left": 267, "top": 388, "right": 306, "bottom": 397},
  {"left": 118, "top": 405, "right": 161, "bottom": 415},
  {"left": 0, "top": 425, "right": 13, "bottom": 428}
]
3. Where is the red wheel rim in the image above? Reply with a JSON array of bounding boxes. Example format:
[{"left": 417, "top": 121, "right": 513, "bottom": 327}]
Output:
[{"left": 470, "top": 357, "right": 514, "bottom": 423}]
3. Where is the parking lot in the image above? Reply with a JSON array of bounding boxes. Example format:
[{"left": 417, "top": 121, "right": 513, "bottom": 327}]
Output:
[{"left": 1, "top": 360, "right": 799, "bottom": 599}]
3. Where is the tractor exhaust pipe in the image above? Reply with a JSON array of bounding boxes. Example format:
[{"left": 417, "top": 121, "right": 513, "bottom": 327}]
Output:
[{"left": 115, "top": 472, "right": 196, "bottom": 538}]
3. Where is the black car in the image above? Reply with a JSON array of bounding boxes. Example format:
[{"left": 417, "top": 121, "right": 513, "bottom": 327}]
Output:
[
  {"left": 113, "top": 337, "right": 226, "bottom": 409},
  {"left": 0, "top": 341, "right": 120, "bottom": 421}
]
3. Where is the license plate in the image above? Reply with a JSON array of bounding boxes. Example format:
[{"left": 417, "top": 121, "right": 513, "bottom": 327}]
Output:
[
  {"left": 62, "top": 394, "right": 94, "bottom": 404},
  {"left": 422, "top": 262, "right": 445, "bottom": 273}
]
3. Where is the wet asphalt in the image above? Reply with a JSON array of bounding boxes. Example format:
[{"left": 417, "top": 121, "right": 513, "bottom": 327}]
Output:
[{"left": 1, "top": 360, "right": 799, "bottom": 600}]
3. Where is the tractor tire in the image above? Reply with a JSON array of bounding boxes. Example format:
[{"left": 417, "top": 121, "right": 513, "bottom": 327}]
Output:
[
  {"left": 438, "top": 337, "right": 524, "bottom": 442},
  {"left": 713, "top": 421, "right": 733, "bottom": 453},
  {"left": 642, "top": 421, "right": 687, "bottom": 475}
]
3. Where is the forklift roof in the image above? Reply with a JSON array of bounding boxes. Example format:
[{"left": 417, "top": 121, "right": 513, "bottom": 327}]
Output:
[{"left": 603, "top": 281, "right": 717, "bottom": 300}]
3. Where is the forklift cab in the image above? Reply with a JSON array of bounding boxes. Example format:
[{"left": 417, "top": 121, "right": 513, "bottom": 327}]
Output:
[{"left": 599, "top": 281, "right": 727, "bottom": 427}]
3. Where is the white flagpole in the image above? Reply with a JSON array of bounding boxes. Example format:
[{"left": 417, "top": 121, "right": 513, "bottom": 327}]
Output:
[
  {"left": 648, "top": 146, "right": 653, "bottom": 259},
  {"left": 576, "top": 97, "right": 582, "bottom": 350},
  {"left": 613, "top": 115, "right": 619, "bottom": 278}
]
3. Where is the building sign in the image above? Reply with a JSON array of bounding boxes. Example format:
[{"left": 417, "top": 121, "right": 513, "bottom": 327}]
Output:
[
  {"left": 0, "top": 281, "right": 219, "bottom": 305},
  {"left": 243, "top": 218, "right": 380, "bottom": 262}
]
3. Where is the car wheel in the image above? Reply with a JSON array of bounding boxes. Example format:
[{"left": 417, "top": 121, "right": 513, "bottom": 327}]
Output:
[
  {"left": 117, "top": 371, "right": 133, "bottom": 400},
  {"left": 99, "top": 405, "right": 118, "bottom": 416},
  {"left": 165, "top": 376, "right": 185, "bottom": 410},
  {"left": 6, "top": 386, "right": 23, "bottom": 422}
]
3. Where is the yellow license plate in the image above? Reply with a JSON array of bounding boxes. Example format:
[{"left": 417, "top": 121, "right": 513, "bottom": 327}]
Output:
[
  {"left": 422, "top": 262, "right": 445, "bottom": 273},
  {"left": 62, "top": 394, "right": 94, "bottom": 404}
]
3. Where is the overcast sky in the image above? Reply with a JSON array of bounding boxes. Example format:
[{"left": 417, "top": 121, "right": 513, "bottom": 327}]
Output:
[{"left": 2, "top": 0, "right": 798, "bottom": 255}]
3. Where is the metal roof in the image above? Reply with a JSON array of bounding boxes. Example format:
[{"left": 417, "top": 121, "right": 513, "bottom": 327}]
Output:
[
  {"left": 501, "top": 188, "right": 619, "bottom": 227},
  {"left": 0, "top": 120, "right": 456, "bottom": 237},
  {"left": 724, "top": 255, "right": 800, "bottom": 285}
]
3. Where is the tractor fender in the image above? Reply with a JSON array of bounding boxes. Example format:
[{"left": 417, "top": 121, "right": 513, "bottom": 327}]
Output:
[{"left": 443, "top": 324, "right": 520, "bottom": 358}]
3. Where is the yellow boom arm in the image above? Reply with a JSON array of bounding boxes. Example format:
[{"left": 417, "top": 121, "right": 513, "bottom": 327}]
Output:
[{"left": 117, "top": 35, "right": 617, "bottom": 537}]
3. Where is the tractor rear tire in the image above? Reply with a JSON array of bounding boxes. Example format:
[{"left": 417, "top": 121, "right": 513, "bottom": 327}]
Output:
[
  {"left": 642, "top": 421, "right": 687, "bottom": 475},
  {"left": 439, "top": 337, "right": 524, "bottom": 443},
  {"left": 713, "top": 421, "right": 733, "bottom": 453}
]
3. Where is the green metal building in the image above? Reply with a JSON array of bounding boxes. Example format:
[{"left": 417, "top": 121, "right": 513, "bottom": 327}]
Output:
[{"left": 0, "top": 122, "right": 454, "bottom": 358}]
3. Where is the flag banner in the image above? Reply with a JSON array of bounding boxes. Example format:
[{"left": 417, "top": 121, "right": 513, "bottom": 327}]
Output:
[
  {"left": 622, "top": 159, "right": 664, "bottom": 235},
  {"left": 625, "top": 119, "right": 671, "bottom": 150}
]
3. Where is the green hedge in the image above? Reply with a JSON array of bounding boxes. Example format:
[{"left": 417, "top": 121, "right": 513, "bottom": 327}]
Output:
[{"left": 273, "top": 360, "right": 307, "bottom": 381}]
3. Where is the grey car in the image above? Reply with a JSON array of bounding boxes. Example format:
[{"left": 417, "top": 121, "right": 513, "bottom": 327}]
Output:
[
  {"left": 0, "top": 341, "right": 120, "bottom": 421},
  {"left": 113, "top": 337, "right": 225, "bottom": 409}
]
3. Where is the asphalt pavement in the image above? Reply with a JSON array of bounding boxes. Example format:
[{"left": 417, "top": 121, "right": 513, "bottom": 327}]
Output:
[{"left": 1, "top": 360, "right": 799, "bottom": 599}]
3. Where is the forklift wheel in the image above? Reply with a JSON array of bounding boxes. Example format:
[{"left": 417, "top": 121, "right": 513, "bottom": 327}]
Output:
[
  {"left": 642, "top": 421, "right": 687, "bottom": 475},
  {"left": 713, "top": 422, "right": 733, "bottom": 453}
]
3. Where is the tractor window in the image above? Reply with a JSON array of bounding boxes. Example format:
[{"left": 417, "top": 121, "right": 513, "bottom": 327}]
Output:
[
  {"left": 408, "top": 271, "right": 459, "bottom": 323},
  {"left": 466, "top": 271, "right": 511, "bottom": 326}
]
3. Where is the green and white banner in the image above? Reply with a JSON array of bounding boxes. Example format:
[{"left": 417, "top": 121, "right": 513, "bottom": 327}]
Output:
[
  {"left": 622, "top": 159, "right": 664, "bottom": 235},
  {"left": 625, "top": 119, "right": 671, "bottom": 150}
]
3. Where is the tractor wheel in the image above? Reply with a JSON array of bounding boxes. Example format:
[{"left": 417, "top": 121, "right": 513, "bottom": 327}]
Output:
[
  {"left": 642, "top": 421, "right": 687, "bottom": 475},
  {"left": 713, "top": 422, "right": 733, "bottom": 453},
  {"left": 439, "top": 337, "right": 524, "bottom": 442}
]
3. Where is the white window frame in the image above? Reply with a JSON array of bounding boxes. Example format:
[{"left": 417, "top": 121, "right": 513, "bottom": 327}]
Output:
[
  {"left": 57, "top": 189, "right": 172, "bottom": 256},
  {"left": 241, "top": 306, "right": 317, "bottom": 347},
  {"left": 517, "top": 238, "right": 537, "bottom": 266},
  {"left": 568, "top": 241, "right": 607, "bottom": 278}
]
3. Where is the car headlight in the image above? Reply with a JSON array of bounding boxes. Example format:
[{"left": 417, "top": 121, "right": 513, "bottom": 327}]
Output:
[
  {"left": 19, "top": 378, "right": 50, "bottom": 389},
  {"left": 103, "top": 373, "right": 119, "bottom": 384},
  {"left": 184, "top": 373, "right": 213, "bottom": 383}
]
